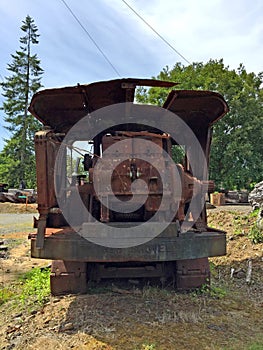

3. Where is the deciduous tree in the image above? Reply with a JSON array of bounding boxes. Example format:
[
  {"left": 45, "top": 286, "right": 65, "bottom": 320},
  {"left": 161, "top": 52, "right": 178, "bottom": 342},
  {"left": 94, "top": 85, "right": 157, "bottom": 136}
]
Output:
[{"left": 136, "top": 59, "right": 263, "bottom": 190}]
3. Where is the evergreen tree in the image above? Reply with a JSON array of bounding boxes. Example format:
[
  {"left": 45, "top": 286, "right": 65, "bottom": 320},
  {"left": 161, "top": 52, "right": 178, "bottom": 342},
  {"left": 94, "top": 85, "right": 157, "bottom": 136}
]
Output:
[
  {"left": 136, "top": 59, "right": 263, "bottom": 190},
  {"left": 0, "top": 15, "right": 43, "bottom": 188}
]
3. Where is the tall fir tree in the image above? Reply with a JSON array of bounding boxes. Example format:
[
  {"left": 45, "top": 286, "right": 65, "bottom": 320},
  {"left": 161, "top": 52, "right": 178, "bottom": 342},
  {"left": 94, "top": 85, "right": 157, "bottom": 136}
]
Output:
[{"left": 0, "top": 15, "right": 43, "bottom": 188}]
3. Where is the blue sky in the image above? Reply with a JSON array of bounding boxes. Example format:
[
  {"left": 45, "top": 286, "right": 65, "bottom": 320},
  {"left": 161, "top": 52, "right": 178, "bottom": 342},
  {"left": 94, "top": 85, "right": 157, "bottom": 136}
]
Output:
[{"left": 0, "top": 0, "right": 262, "bottom": 150}]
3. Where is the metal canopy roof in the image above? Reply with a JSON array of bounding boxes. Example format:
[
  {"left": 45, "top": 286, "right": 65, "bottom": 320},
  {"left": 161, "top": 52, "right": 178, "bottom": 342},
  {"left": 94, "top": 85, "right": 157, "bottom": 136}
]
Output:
[
  {"left": 163, "top": 89, "right": 229, "bottom": 129},
  {"left": 29, "top": 78, "right": 228, "bottom": 133}
]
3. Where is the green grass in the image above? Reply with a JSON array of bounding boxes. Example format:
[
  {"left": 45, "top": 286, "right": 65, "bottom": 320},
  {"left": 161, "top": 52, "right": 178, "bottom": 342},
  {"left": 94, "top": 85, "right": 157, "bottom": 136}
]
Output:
[
  {"left": 141, "top": 344, "right": 156, "bottom": 350},
  {"left": 222, "top": 337, "right": 263, "bottom": 350},
  {"left": 247, "top": 341, "right": 263, "bottom": 350},
  {"left": 0, "top": 287, "right": 15, "bottom": 306},
  {"left": 249, "top": 208, "right": 260, "bottom": 218},
  {"left": 135, "top": 343, "right": 157, "bottom": 350},
  {"left": 191, "top": 281, "right": 227, "bottom": 299},
  {"left": 0, "top": 267, "right": 50, "bottom": 310},
  {"left": 18, "top": 267, "right": 50, "bottom": 305},
  {"left": 229, "top": 209, "right": 263, "bottom": 242},
  {"left": 4, "top": 238, "right": 25, "bottom": 249}
]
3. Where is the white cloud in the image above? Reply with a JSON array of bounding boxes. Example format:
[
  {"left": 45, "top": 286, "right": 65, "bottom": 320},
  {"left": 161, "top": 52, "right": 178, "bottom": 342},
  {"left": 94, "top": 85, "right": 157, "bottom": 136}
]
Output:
[{"left": 0, "top": 0, "right": 262, "bottom": 150}]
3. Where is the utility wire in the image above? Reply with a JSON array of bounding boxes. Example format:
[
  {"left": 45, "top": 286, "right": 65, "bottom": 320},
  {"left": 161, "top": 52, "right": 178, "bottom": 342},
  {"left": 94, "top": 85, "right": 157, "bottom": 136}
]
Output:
[
  {"left": 121, "top": 0, "right": 191, "bottom": 65},
  {"left": 60, "top": 0, "right": 121, "bottom": 76}
]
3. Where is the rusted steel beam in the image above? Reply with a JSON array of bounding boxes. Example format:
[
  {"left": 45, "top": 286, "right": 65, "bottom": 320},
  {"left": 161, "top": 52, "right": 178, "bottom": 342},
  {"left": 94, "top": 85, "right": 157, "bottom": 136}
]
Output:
[{"left": 30, "top": 224, "right": 226, "bottom": 261}]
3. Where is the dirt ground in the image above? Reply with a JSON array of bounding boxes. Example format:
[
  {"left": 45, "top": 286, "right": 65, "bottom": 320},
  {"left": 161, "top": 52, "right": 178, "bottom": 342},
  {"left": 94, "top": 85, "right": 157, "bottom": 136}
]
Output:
[{"left": 0, "top": 204, "right": 262, "bottom": 350}]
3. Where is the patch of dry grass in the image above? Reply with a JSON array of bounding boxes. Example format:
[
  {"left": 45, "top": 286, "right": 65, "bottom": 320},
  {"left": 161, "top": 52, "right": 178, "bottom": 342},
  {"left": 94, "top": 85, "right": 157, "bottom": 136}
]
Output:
[{"left": 0, "top": 203, "right": 37, "bottom": 214}]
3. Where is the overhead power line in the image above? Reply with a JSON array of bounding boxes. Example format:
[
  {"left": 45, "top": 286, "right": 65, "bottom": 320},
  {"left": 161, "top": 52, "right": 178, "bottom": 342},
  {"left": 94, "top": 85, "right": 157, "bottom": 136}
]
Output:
[
  {"left": 60, "top": 0, "right": 121, "bottom": 77},
  {"left": 121, "top": 0, "right": 191, "bottom": 65}
]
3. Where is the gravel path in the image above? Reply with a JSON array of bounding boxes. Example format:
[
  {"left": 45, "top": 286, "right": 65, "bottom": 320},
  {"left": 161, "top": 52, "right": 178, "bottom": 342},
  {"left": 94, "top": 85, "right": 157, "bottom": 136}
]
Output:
[
  {"left": 207, "top": 204, "right": 252, "bottom": 213},
  {"left": 0, "top": 205, "right": 253, "bottom": 235},
  {"left": 0, "top": 213, "right": 36, "bottom": 234}
]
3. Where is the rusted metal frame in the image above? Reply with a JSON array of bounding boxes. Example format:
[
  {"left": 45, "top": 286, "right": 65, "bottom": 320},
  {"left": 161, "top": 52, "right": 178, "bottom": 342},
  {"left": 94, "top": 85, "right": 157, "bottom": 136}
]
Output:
[
  {"left": 34, "top": 129, "right": 63, "bottom": 248},
  {"left": 100, "top": 195, "right": 109, "bottom": 222},
  {"left": 34, "top": 130, "right": 52, "bottom": 248},
  {"left": 121, "top": 82, "right": 136, "bottom": 103},
  {"left": 30, "top": 224, "right": 226, "bottom": 261},
  {"left": 88, "top": 262, "right": 168, "bottom": 280}
]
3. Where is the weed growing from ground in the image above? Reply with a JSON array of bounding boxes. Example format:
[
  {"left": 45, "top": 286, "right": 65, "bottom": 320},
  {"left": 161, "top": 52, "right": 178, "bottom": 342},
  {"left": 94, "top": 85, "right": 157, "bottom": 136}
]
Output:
[
  {"left": 248, "top": 224, "right": 263, "bottom": 244},
  {"left": 192, "top": 282, "right": 227, "bottom": 299},
  {"left": 139, "top": 344, "right": 156, "bottom": 350},
  {"left": 247, "top": 209, "right": 263, "bottom": 244},
  {"left": 0, "top": 287, "right": 15, "bottom": 305},
  {"left": 19, "top": 267, "right": 50, "bottom": 305},
  {"left": 249, "top": 209, "right": 260, "bottom": 218}
]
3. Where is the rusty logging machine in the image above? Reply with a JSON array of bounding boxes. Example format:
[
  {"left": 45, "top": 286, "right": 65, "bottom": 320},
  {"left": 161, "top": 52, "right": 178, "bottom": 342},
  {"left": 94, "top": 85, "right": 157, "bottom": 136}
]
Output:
[{"left": 28, "top": 78, "right": 229, "bottom": 295}]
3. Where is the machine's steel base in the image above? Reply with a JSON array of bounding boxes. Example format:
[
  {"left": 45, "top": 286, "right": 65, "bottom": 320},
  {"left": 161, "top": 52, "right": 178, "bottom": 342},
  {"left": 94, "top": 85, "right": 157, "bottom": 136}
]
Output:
[
  {"left": 30, "top": 223, "right": 224, "bottom": 295},
  {"left": 50, "top": 258, "right": 211, "bottom": 295},
  {"left": 30, "top": 223, "right": 226, "bottom": 262}
]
